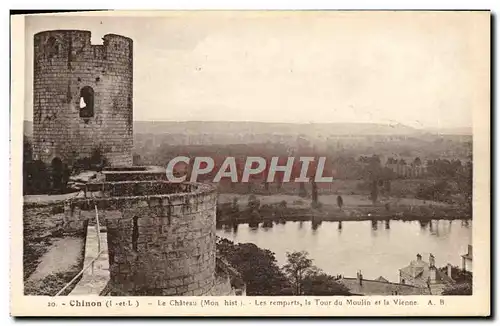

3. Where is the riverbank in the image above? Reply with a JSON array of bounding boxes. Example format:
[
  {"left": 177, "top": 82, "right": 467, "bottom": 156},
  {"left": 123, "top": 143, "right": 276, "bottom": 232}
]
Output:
[
  {"left": 216, "top": 219, "right": 472, "bottom": 284},
  {"left": 216, "top": 193, "right": 471, "bottom": 225}
]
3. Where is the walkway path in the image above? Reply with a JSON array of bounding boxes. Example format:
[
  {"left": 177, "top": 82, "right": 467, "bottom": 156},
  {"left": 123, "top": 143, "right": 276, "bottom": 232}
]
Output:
[{"left": 69, "top": 225, "right": 110, "bottom": 296}]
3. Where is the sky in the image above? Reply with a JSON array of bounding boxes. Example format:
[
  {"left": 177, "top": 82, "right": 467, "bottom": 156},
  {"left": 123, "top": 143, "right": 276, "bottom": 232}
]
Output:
[{"left": 23, "top": 11, "right": 488, "bottom": 129}]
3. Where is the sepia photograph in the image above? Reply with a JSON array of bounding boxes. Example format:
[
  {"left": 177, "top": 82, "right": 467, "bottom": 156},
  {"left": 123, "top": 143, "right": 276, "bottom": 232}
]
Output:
[{"left": 10, "top": 9, "right": 490, "bottom": 317}]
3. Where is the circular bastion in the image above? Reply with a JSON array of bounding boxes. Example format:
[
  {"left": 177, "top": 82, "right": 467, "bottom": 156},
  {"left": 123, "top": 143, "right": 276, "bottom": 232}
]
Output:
[{"left": 65, "top": 181, "right": 226, "bottom": 295}]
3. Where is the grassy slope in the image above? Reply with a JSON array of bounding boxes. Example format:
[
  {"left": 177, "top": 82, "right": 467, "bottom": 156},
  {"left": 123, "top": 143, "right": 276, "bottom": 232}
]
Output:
[{"left": 23, "top": 204, "right": 87, "bottom": 295}]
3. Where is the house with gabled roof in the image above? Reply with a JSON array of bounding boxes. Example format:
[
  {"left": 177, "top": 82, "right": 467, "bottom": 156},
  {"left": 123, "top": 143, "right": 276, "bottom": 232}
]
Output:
[
  {"left": 399, "top": 253, "right": 455, "bottom": 295},
  {"left": 337, "top": 271, "right": 429, "bottom": 296}
]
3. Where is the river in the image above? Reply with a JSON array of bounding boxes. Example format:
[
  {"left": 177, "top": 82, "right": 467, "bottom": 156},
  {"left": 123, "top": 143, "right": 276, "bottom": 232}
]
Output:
[{"left": 216, "top": 219, "right": 472, "bottom": 282}]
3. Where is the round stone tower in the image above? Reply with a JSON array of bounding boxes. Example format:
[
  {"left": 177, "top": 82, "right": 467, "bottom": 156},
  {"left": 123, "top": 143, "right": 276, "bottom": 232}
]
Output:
[
  {"left": 62, "top": 181, "right": 243, "bottom": 296},
  {"left": 32, "top": 30, "right": 133, "bottom": 167},
  {"left": 89, "top": 181, "right": 228, "bottom": 295}
]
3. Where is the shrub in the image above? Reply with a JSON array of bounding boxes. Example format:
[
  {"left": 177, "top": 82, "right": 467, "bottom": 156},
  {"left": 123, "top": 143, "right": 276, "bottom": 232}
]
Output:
[
  {"left": 442, "top": 283, "right": 472, "bottom": 295},
  {"left": 247, "top": 194, "right": 261, "bottom": 211},
  {"left": 23, "top": 160, "right": 50, "bottom": 194},
  {"left": 416, "top": 181, "right": 451, "bottom": 202}
]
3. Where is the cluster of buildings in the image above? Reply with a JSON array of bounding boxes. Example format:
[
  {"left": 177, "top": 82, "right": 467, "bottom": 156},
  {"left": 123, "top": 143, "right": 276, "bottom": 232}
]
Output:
[
  {"left": 337, "top": 247, "right": 473, "bottom": 296},
  {"left": 385, "top": 159, "right": 428, "bottom": 178}
]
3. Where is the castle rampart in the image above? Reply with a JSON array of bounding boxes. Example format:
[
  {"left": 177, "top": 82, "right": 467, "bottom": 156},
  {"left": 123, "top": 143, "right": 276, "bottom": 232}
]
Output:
[{"left": 61, "top": 181, "right": 230, "bottom": 296}]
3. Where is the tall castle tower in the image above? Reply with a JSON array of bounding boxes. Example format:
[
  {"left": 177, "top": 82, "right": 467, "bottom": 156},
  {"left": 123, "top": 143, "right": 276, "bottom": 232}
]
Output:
[{"left": 32, "top": 30, "right": 133, "bottom": 167}]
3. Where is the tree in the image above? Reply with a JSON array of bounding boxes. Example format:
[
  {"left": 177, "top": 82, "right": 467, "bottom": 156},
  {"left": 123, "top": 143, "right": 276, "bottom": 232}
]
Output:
[
  {"left": 438, "top": 265, "right": 472, "bottom": 284},
  {"left": 311, "top": 180, "right": 319, "bottom": 208},
  {"left": 90, "top": 146, "right": 108, "bottom": 170},
  {"left": 439, "top": 265, "right": 472, "bottom": 295},
  {"left": 416, "top": 181, "right": 451, "bottom": 202},
  {"left": 247, "top": 194, "right": 260, "bottom": 212},
  {"left": 336, "top": 195, "right": 344, "bottom": 210},
  {"left": 282, "top": 251, "right": 315, "bottom": 295},
  {"left": 51, "top": 157, "right": 64, "bottom": 193},
  {"left": 133, "top": 153, "right": 142, "bottom": 166},
  {"left": 427, "top": 158, "right": 463, "bottom": 178},
  {"left": 23, "top": 137, "right": 34, "bottom": 195},
  {"left": 363, "top": 155, "right": 382, "bottom": 181},
  {"left": 23, "top": 136, "right": 33, "bottom": 163},
  {"left": 302, "top": 271, "right": 351, "bottom": 296},
  {"left": 216, "top": 238, "right": 290, "bottom": 295},
  {"left": 383, "top": 180, "right": 392, "bottom": 194},
  {"left": 249, "top": 209, "right": 261, "bottom": 227},
  {"left": 277, "top": 175, "right": 283, "bottom": 190},
  {"left": 276, "top": 200, "right": 287, "bottom": 221},
  {"left": 25, "top": 160, "right": 50, "bottom": 194},
  {"left": 299, "top": 182, "right": 308, "bottom": 198},
  {"left": 231, "top": 197, "right": 239, "bottom": 213},
  {"left": 456, "top": 161, "right": 472, "bottom": 208},
  {"left": 370, "top": 180, "right": 378, "bottom": 205},
  {"left": 282, "top": 250, "right": 352, "bottom": 296}
]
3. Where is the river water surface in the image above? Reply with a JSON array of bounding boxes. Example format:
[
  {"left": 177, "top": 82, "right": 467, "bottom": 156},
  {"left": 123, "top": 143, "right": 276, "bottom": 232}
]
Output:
[{"left": 216, "top": 219, "right": 472, "bottom": 282}]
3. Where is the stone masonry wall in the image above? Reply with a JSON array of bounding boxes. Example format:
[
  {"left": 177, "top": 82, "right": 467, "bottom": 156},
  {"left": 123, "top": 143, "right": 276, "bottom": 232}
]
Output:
[
  {"left": 32, "top": 30, "right": 133, "bottom": 167},
  {"left": 64, "top": 183, "right": 220, "bottom": 296}
]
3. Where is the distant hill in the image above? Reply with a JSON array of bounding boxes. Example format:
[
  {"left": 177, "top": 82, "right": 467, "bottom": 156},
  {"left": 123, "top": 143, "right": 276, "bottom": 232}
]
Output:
[
  {"left": 424, "top": 126, "right": 472, "bottom": 136},
  {"left": 24, "top": 120, "right": 474, "bottom": 138},
  {"left": 133, "top": 121, "right": 420, "bottom": 136},
  {"left": 24, "top": 121, "right": 33, "bottom": 136},
  {"left": 23, "top": 120, "right": 472, "bottom": 162},
  {"left": 24, "top": 120, "right": 421, "bottom": 137}
]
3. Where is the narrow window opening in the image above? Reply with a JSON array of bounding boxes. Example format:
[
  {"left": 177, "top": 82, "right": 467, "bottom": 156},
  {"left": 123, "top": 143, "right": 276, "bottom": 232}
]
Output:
[
  {"left": 79, "top": 86, "right": 94, "bottom": 118},
  {"left": 132, "top": 216, "right": 139, "bottom": 252},
  {"left": 127, "top": 95, "right": 133, "bottom": 126},
  {"left": 45, "top": 36, "right": 58, "bottom": 59}
]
